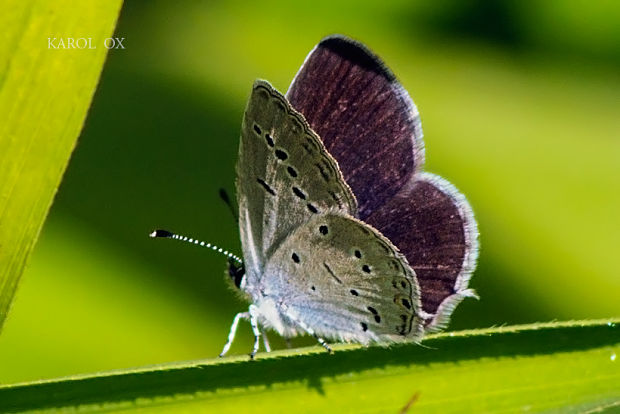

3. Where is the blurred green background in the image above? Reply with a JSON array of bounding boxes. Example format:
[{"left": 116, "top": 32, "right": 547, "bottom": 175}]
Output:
[{"left": 1, "top": 0, "right": 618, "bottom": 384}]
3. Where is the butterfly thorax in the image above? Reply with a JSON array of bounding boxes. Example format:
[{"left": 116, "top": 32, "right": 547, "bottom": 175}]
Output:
[
  {"left": 251, "top": 295, "right": 303, "bottom": 338},
  {"left": 230, "top": 261, "right": 303, "bottom": 338}
]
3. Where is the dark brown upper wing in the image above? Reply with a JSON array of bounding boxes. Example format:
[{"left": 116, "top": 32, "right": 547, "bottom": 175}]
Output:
[{"left": 286, "top": 35, "right": 424, "bottom": 220}]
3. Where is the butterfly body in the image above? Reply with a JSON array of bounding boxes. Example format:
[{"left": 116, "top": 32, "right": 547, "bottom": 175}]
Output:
[{"left": 220, "top": 35, "right": 478, "bottom": 357}]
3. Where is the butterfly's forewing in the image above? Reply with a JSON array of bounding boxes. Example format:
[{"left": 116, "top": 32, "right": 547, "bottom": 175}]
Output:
[
  {"left": 286, "top": 36, "right": 424, "bottom": 220},
  {"left": 263, "top": 213, "right": 423, "bottom": 343},
  {"left": 365, "top": 173, "right": 479, "bottom": 333},
  {"left": 237, "top": 80, "right": 357, "bottom": 280}
]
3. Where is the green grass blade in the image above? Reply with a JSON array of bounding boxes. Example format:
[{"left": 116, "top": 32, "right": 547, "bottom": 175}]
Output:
[
  {"left": 1, "top": 319, "right": 617, "bottom": 413},
  {"left": 0, "top": 0, "right": 123, "bottom": 332}
]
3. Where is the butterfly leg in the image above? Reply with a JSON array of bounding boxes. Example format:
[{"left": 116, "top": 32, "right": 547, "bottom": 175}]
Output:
[
  {"left": 262, "top": 330, "right": 272, "bottom": 353},
  {"left": 248, "top": 304, "right": 263, "bottom": 359},
  {"left": 219, "top": 311, "right": 250, "bottom": 357},
  {"left": 281, "top": 305, "right": 332, "bottom": 353}
]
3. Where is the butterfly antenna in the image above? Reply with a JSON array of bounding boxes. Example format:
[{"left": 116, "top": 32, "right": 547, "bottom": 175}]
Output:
[
  {"left": 219, "top": 188, "right": 238, "bottom": 223},
  {"left": 150, "top": 229, "right": 243, "bottom": 265}
]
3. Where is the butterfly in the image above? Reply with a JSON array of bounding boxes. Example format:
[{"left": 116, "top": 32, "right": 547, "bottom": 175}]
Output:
[
  {"left": 218, "top": 35, "right": 479, "bottom": 358},
  {"left": 153, "top": 35, "right": 478, "bottom": 358}
]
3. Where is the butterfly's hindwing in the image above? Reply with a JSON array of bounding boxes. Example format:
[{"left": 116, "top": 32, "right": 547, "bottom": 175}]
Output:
[
  {"left": 366, "top": 172, "right": 479, "bottom": 333},
  {"left": 263, "top": 213, "right": 423, "bottom": 343},
  {"left": 237, "top": 80, "right": 357, "bottom": 282}
]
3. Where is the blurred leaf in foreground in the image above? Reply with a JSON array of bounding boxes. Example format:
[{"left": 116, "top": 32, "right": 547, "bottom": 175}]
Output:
[{"left": 0, "top": 1, "right": 123, "bottom": 331}]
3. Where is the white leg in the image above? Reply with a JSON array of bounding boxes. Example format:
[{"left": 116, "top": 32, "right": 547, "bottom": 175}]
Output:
[
  {"left": 219, "top": 311, "right": 249, "bottom": 357},
  {"left": 280, "top": 305, "right": 331, "bottom": 353},
  {"left": 262, "top": 330, "right": 272, "bottom": 353},
  {"left": 248, "top": 304, "right": 262, "bottom": 359}
]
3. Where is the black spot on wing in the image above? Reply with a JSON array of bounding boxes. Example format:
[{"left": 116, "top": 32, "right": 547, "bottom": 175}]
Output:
[
  {"left": 257, "top": 178, "right": 275, "bottom": 195},
  {"left": 292, "top": 187, "right": 306, "bottom": 200},
  {"left": 292, "top": 252, "right": 300, "bottom": 263},
  {"left": 275, "top": 149, "right": 288, "bottom": 160},
  {"left": 287, "top": 166, "right": 298, "bottom": 177}
]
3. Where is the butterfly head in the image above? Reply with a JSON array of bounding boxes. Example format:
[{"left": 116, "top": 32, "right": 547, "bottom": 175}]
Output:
[{"left": 227, "top": 258, "right": 246, "bottom": 290}]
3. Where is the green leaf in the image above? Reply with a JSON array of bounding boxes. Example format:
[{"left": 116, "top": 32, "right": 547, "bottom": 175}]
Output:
[
  {"left": 1, "top": 319, "right": 618, "bottom": 413},
  {"left": 0, "top": 0, "right": 123, "bottom": 332}
]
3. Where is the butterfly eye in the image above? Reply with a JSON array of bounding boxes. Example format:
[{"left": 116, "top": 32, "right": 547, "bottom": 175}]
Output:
[{"left": 227, "top": 261, "right": 245, "bottom": 289}]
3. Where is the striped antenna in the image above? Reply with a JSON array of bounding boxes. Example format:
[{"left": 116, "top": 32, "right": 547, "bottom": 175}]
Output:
[{"left": 150, "top": 229, "right": 243, "bottom": 265}]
